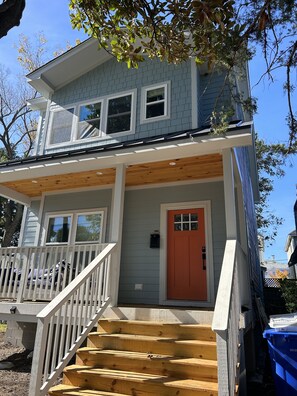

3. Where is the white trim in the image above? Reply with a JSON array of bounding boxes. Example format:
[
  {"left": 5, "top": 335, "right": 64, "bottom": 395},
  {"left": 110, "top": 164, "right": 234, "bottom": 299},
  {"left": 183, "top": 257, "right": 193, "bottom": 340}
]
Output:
[
  {"left": 34, "top": 195, "right": 45, "bottom": 246},
  {"left": 106, "top": 90, "right": 137, "bottom": 137},
  {"left": 0, "top": 185, "right": 31, "bottom": 206},
  {"left": 40, "top": 98, "right": 52, "bottom": 154},
  {"left": 42, "top": 184, "right": 113, "bottom": 197},
  {"left": 18, "top": 206, "right": 28, "bottom": 247},
  {"left": 32, "top": 114, "right": 44, "bottom": 156},
  {"left": 140, "top": 81, "right": 171, "bottom": 124},
  {"left": 159, "top": 200, "right": 214, "bottom": 307},
  {"left": 191, "top": 59, "right": 198, "bottom": 129},
  {"left": 126, "top": 177, "right": 223, "bottom": 191},
  {"left": 222, "top": 148, "right": 237, "bottom": 239}
]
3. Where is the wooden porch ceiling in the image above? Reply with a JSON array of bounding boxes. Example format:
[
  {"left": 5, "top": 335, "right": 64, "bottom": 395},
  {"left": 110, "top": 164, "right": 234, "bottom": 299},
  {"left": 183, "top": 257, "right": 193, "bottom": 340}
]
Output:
[{"left": 2, "top": 154, "right": 223, "bottom": 197}]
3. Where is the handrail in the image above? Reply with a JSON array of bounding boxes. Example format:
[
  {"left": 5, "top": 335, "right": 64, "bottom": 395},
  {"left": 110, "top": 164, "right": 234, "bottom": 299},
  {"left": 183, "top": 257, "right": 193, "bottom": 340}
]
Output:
[
  {"left": 29, "top": 242, "right": 116, "bottom": 396},
  {"left": 212, "top": 240, "right": 246, "bottom": 396}
]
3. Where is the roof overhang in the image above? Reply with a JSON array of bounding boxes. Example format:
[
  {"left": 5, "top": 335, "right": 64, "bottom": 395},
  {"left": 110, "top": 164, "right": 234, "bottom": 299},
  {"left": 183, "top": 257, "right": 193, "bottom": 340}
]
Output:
[
  {"left": 0, "top": 123, "right": 253, "bottom": 205},
  {"left": 27, "top": 39, "right": 112, "bottom": 97}
]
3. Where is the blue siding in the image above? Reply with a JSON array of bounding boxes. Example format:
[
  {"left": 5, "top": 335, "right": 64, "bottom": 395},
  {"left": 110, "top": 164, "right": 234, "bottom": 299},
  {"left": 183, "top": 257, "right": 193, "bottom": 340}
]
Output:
[
  {"left": 199, "top": 70, "right": 232, "bottom": 126},
  {"left": 235, "top": 147, "right": 262, "bottom": 297},
  {"left": 119, "top": 181, "right": 225, "bottom": 305},
  {"left": 22, "top": 200, "right": 40, "bottom": 246},
  {"left": 42, "top": 58, "right": 192, "bottom": 155}
]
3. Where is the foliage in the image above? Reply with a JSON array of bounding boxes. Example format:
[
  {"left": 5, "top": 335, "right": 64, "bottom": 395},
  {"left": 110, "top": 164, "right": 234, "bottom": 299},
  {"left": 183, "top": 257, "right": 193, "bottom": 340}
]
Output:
[
  {"left": 255, "top": 135, "right": 295, "bottom": 242},
  {"left": 279, "top": 278, "right": 297, "bottom": 313},
  {"left": 69, "top": 0, "right": 297, "bottom": 149}
]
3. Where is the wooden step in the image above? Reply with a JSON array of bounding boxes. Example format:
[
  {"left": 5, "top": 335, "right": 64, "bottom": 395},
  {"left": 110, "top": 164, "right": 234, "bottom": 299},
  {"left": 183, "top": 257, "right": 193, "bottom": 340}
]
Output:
[
  {"left": 49, "top": 384, "right": 127, "bottom": 395},
  {"left": 76, "top": 347, "right": 217, "bottom": 382},
  {"left": 87, "top": 332, "right": 217, "bottom": 360},
  {"left": 99, "top": 319, "right": 215, "bottom": 341},
  {"left": 63, "top": 365, "right": 218, "bottom": 396}
]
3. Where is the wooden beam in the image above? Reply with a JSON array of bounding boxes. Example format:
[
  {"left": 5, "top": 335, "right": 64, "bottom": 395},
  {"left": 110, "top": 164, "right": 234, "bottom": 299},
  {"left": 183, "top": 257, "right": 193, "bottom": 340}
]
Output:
[{"left": 0, "top": 185, "right": 31, "bottom": 206}]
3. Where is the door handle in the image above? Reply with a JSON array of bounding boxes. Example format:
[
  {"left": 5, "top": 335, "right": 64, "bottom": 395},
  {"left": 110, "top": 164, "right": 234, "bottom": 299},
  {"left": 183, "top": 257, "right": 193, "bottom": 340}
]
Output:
[{"left": 202, "top": 246, "right": 206, "bottom": 270}]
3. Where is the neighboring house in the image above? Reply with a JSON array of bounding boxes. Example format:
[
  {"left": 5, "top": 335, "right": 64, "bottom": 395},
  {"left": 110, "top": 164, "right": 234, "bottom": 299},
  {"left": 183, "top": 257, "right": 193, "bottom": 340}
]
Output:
[{"left": 0, "top": 39, "right": 262, "bottom": 395}]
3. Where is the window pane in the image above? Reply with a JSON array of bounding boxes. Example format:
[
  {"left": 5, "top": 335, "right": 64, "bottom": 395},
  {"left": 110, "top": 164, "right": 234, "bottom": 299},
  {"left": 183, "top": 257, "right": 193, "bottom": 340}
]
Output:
[
  {"left": 46, "top": 216, "right": 71, "bottom": 243},
  {"left": 78, "top": 103, "right": 101, "bottom": 139},
  {"left": 147, "top": 87, "right": 165, "bottom": 103},
  {"left": 75, "top": 213, "right": 102, "bottom": 242},
  {"left": 146, "top": 102, "right": 165, "bottom": 119},
  {"left": 107, "top": 95, "right": 132, "bottom": 134},
  {"left": 50, "top": 108, "right": 74, "bottom": 144},
  {"left": 108, "top": 95, "right": 132, "bottom": 116}
]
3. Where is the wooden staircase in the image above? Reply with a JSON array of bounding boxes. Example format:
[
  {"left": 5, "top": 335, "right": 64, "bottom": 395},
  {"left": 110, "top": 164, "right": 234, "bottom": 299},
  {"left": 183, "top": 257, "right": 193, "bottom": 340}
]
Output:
[{"left": 49, "top": 318, "right": 218, "bottom": 396}]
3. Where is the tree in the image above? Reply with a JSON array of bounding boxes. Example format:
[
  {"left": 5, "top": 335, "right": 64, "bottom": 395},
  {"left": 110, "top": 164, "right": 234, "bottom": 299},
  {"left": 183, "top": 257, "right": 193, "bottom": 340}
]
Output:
[
  {"left": 255, "top": 135, "right": 295, "bottom": 243},
  {"left": 69, "top": 0, "right": 297, "bottom": 149},
  {"left": 0, "top": 34, "right": 46, "bottom": 246},
  {"left": 0, "top": 0, "right": 26, "bottom": 39}
]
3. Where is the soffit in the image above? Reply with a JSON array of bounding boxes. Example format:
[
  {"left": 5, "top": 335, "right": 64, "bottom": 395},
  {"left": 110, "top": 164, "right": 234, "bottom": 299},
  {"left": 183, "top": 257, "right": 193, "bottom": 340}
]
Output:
[{"left": 2, "top": 154, "right": 223, "bottom": 197}]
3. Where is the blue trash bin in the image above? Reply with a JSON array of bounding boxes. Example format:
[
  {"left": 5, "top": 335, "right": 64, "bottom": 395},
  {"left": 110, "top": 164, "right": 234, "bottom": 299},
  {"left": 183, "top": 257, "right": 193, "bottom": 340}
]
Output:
[{"left": 263, "top": 327, "right": 297, "bottom": 396}]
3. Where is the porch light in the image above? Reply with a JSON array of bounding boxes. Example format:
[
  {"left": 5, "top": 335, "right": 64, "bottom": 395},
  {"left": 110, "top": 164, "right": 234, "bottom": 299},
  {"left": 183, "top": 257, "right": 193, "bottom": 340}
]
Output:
[
  {"left": 169, "top": 162, "right": 176, "bottom": 166},
  {"left": 31, "top": 180, "right": 38, "bottom": 183},
  {"left": 96, "top": 172, "right": 103, "bottom": 175}
]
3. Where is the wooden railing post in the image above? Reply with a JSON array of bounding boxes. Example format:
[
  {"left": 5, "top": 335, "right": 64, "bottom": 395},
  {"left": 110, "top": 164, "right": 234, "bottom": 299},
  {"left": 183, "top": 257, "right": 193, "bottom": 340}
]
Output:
[
  {"left": 16, "top": 247, "right": 30, "bottom": 303},
  {"left": 29, "top": 317, "right": 49, "bottom": 396}
]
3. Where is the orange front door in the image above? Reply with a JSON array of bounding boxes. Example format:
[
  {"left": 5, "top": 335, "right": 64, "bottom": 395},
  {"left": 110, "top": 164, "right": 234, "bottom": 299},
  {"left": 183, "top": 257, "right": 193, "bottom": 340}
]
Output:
[{"left": 167, "top": 208, "right": 207, "bottom": 301}]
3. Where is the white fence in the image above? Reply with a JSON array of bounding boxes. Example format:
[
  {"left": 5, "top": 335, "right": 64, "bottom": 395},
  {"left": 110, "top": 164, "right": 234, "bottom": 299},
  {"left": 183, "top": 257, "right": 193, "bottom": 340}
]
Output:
[
  {"left": 29, "top": 242, "right": 116, "bottom": 396},
  {"left": 212, "top": 240, "right": 249, "bottom": 396},
  {"left": 0, "top": 244, "right": 108, "bottom": 302}
]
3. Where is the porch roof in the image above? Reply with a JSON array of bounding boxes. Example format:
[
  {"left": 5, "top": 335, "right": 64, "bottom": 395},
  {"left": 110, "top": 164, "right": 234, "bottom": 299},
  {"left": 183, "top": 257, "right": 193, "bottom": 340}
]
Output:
[{"left": 0, "top": 121, "right": 253, "bottom": 205}]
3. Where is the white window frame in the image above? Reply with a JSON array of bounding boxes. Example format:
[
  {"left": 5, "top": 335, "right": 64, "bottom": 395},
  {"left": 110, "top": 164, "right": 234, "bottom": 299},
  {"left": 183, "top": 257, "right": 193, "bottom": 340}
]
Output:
[
  {"left": 47, "top": 105, "right": 76, "bottom": 147},
  {"left": 140, "top": 81, "right": 170, "bottom": 123},
  {"left": 47, "top": 89, "right": 136, "bottom": 148},
  {"left": 105, "top": 90, "right": 136, "bottom": 137},
  {"left": 76, "top": 99, "right": 104, "bottom": 141},
  {"left": 43, "top": 208, "right": 106, "bottom": 246},
  {"left": 44, "top": 212, "right": 73, "bottom": 245}
]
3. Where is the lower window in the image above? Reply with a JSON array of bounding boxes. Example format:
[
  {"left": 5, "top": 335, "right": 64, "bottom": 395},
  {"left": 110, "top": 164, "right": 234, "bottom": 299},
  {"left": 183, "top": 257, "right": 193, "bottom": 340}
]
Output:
[{"left": 45, "top": 210, "right": 105, "bottom": 245}]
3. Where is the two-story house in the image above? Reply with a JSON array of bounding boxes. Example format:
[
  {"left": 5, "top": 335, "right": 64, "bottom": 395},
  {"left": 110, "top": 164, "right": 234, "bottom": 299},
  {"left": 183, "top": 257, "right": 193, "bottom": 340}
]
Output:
[{"left": 0, "top": 38, "right": 262, "bottom": 396}]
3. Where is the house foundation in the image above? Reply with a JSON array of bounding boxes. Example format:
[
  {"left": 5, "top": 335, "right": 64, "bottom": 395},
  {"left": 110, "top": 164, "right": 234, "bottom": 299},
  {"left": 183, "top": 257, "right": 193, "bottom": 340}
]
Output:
[{"left": 4, "top": 320, "right": 37, "bottom": 349}]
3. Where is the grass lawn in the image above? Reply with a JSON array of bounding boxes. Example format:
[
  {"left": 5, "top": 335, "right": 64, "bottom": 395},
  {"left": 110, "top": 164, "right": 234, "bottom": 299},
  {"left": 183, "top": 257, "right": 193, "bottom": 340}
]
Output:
[{"left": 0, "top": 323, "right": 7, "bottom": 332}]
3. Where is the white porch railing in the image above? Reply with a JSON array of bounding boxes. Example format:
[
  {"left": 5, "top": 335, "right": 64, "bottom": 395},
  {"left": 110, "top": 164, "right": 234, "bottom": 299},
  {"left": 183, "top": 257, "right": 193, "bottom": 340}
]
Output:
[
  {"left": 212, "top": 240, "right": 249, "bottom": 396},
  {"left": 29, "top": 242, "right": 116, "bottom": 396},
  {"left": 0, "top": 243, "right": 108, "bottom": 302}
]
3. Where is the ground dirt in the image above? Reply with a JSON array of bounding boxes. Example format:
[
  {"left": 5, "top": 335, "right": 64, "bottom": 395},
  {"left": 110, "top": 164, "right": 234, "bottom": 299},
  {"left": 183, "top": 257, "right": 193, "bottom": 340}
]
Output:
[{"left": 0, "top": 330, "right": 32, "bottom": 395}]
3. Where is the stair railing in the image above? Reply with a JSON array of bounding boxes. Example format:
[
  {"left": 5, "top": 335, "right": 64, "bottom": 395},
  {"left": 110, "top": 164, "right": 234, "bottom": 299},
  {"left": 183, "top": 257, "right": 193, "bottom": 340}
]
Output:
[
  {"left": 212, "top": 239, "right": 248, "bottom": 396},
  {"left": 29, "top": 242, "right": 117, "bottom": 396}
]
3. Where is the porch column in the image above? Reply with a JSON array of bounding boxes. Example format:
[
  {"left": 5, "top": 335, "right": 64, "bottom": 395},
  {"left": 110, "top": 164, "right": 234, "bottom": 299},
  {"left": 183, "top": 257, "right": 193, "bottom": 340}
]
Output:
[
  {"left": 222, "top": 148, "right": 237, "bottom": 239},
  {"left": 109, "top": 163, "right": 126, "bottom": 306}
]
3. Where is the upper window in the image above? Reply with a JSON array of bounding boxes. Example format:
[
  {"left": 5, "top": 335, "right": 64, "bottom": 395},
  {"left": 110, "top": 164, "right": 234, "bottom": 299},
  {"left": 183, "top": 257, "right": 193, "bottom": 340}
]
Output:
[
  {"left": 47, "top": 90, "right": 136, "bottom": 147},
  {"left": 107, "top": 94, "right": 132, "bottom": 134},
  {"left": 45, "top": 210, "right": 105, "bottom": 245},
  {"left": 141, "top": 82, "right": 170, "bottom": 123},
  {"left": 78, "top": 101, "right": 102, "bottom": 139},
  {"left": 49, "top": 108, "right": 74, "bottom": 145}
]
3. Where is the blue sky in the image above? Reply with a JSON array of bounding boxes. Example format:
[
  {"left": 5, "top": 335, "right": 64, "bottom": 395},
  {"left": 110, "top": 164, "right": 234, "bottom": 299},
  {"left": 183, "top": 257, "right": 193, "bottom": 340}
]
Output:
[{"left": 0, "top": 0, "right": 296, "bottom": 262}]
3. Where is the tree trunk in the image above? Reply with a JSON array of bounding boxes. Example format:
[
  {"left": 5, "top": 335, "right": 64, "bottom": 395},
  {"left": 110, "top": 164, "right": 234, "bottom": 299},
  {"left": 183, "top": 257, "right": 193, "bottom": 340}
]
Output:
[{"left": 2, "top": 201, "right": 23, "bottom": 247}]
